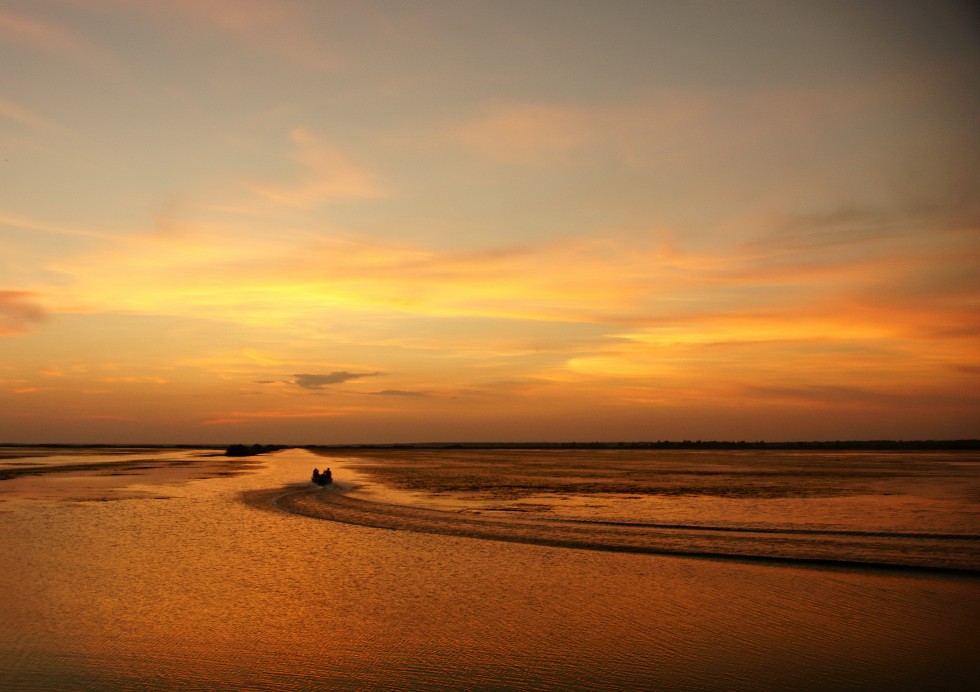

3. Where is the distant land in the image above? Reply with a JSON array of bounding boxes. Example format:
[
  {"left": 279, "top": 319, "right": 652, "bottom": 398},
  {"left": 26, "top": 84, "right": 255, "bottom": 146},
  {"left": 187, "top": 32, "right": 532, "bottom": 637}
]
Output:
[
  {"left": 306, "top": 439, "right": 980, "bottom": 451},
  {"left": 2, "top": 440, "right": 979, "bottom": 452}
]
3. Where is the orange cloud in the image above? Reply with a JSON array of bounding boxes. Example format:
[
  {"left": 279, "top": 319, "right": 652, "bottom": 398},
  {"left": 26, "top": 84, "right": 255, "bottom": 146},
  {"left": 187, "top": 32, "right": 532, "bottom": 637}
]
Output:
[
  {"left": 445, "top": 89, "right": 718, "bottom": 165},
  {"left": 248, "top": 129, "right": 386, "bottom": 207},
  {"left": 44, "top": 210, "right": 979, "bottom": 338},
  {"left": 102, "top": 376, "right": 168, "bottom": 384},
  {"left": 25, "top": 194, "right": 978, "bottom": 429},
  {"left": 451, "top": 102, "right": 589, "bottom": 163},
  {"left": 176, "top": 0, "right": 335, "bottom": 70},
  {"left": 735, "top": 383, "right": 979, "bottom": 411},
  {"left": 109, "top": 0, "right": 335, "bottom": 71},
  {"left": 0, "top": 291, "right": 47, "bottom": 336},
  {"left": 0, "top": 211, "right": 119, "bottom": 240},
  {"left": 446, "top": 76, "right": 942, "bottom": 170},
  {"left": 0, "top": 10, "right": 91, "bottom": 58},
  {"left": 0, "top": 99, "right": 67, "bottom": 137},
  {"left": 202, "top": 405, "right": 382, "bottom": 425}
]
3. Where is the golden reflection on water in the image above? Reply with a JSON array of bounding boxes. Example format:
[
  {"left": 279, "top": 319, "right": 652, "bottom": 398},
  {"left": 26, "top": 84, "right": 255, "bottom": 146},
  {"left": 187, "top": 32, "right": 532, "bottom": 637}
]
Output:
[
  {"left": 323, "top": 448, "right": 980, "bottom": 533},
  {"left": 1, "top": 449, "right": 979, "bottom": 690}
]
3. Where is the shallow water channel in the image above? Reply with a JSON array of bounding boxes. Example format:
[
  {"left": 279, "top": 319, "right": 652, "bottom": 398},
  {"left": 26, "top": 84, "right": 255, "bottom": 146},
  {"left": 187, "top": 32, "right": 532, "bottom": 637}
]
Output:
[{"left": 1, "top": 448, "right": 978, "bottom": 690}]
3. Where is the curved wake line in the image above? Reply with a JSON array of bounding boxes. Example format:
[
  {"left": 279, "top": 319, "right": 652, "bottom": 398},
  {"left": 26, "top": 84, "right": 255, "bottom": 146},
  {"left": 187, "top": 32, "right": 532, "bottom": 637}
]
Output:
[
  {"left": 253, "top": 485, "right": 980, "bottom": 576},
  {"left": 555, "top": 517, "right": 980, "bottom": 542}
]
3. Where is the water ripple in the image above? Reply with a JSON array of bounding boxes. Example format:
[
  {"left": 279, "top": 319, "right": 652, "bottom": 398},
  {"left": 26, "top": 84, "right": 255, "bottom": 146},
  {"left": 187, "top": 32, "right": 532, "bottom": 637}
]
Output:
[{"left": 266, "top": 486, "right": 980, "bottom": 573}]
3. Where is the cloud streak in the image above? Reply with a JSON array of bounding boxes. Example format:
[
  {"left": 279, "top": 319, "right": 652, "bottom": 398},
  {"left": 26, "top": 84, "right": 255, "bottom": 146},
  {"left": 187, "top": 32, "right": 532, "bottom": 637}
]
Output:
[
  {"left": 445, "top": 78, "right": 921, "bottom": 168},
  {"left": 0, "top": 211, "right": 121, "bottom": 241},
  {"left": 1, "top": 0, "right": 977, "bottom": 441},
  {"left": 68, "top": 0, "right": 335, "bottom": 71},
  {"left": 0, "top": 99, "right": 68, "bottom": 137},
  {"left": 293, "top": 372, "right": 380, "bottom": 390},
  {"left": 162, "top": 0, "right": 336, "bottom": 71},
  {"left": 0, "top": 291, "right": 47, "bottom": 336},
  {"left": 0, "top": 9, "right": 91, "bottom": 58},
  {"left": 37, "top": 206, "right": 977, "bottom": 432},
  {"left": 45, "top": 206, "right": 979, "bottom": 347},
  {"left": 248, "top": 129, "right": 386, "bottom": 208},
  {"left": 201, "top": 404, "right": 385, "bottom": 425}
]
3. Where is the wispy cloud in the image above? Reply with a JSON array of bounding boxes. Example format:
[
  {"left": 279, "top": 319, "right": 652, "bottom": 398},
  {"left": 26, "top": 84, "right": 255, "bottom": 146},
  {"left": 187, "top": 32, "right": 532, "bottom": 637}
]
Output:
[
  {"left": 293, "top": 372, "right": 380, "bottom": 390},
  {"left": 27, "top": 183, "right": 979, "bottom": 425},
  {"left": 73, "top": 0, "right": 335, "bottom": 70},
  {"left": 202, "top": 404, "right": 381, "bottom": 425},
  {"left": 0, "top": 9, "right": 92, "bottom": 58},
  {"left": 0, "top": 211, "right": 120, "bottom": 241},
  {"left": 45, "top": 206, "right": 979, "bottom": 338},
  {"left": 451, "top": 102, "right": 591, "bottom": 163},
  {"left": 441, "top": 92, "right": 707, "bottom": 165},
  {"left": 0, "top": 291, "right": 47, "bottom": 336},
  {"left": 101, "top": 376, "right": 168, "bottom": 385},
  {"left": 249, "top": 129, "right": 386, "bottom": 207},
  {"left": 738, "top": 383, "right": 980, "bottom": 411},
  {"left": 446, "top": 75, "right": 946, "bottom": 169},
  {"left": 0, "top": 99, "right": 68, "bottom": 137},
  {"left": 160, "top": 0, "right": 336, "bottom": 71}
]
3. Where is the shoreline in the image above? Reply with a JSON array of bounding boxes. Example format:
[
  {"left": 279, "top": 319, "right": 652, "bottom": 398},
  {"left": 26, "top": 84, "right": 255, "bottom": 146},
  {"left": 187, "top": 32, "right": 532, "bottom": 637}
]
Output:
[{"left": 3, "top": 439, "right": 978, "bottom": 451}]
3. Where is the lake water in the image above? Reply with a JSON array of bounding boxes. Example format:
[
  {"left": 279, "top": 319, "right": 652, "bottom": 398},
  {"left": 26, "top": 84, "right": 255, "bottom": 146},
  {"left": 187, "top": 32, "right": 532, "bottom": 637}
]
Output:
[{"left": 1, "top": 447, "right": 978, "bottom": 690}]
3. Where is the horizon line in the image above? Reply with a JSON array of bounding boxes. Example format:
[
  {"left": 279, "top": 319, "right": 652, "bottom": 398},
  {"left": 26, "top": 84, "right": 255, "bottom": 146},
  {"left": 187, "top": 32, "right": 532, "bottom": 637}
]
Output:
[{"left": 2, "top": 439, "right": 979, "bottom": 450}]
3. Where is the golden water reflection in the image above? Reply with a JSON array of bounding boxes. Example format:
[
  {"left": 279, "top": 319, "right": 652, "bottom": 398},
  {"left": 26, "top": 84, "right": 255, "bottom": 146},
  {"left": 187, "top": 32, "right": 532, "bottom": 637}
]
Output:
[{"left": 1, "top": 448, "right": 978, "bottom": 690}]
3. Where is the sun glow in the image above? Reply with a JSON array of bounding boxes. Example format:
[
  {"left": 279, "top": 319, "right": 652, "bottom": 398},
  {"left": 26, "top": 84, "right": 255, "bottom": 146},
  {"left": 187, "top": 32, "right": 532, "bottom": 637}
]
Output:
[{"left": 1, "top": 2, "right": 977, "bottom": 442}]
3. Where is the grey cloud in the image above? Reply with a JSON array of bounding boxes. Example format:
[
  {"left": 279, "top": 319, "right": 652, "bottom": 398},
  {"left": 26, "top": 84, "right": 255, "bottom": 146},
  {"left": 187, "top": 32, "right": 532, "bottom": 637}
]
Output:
[
  {"left": 749, "top": 193, "right": 980, "bottom": 258},
  {"left": 950, "top": 364, "right": 980, "bottom": 376},
  {"left": 741, "top": 384, "right": 978, "bottom": 409},
  {"left": 293, "top": 372, "right": 380, "bottom": 389}
]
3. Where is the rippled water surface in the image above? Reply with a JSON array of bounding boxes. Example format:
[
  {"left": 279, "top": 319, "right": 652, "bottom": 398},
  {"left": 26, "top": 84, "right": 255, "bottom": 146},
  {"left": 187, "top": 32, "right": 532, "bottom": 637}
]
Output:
[
  {"left": 1, "top": 447, "right": 978, "bottom": 690},
  {"left": 310, "top": 448, "right": 980, "bottom": 571}
]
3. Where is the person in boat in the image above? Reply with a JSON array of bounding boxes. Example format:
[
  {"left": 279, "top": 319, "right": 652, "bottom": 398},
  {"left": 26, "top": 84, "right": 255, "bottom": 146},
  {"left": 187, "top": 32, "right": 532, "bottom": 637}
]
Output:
[{"left": 323, "top": 467, "right": 333, "bottom": 484}]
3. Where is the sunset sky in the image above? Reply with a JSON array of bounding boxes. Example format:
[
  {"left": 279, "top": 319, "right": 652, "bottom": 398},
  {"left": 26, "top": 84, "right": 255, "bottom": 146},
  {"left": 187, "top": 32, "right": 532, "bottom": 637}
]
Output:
[{"left": 1, "top": 1, "right": 978, "bottom": 444}]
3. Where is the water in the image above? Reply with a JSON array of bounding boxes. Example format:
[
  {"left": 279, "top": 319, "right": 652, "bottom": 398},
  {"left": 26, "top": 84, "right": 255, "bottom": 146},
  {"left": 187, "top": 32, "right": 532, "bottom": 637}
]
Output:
[
  {"left": 302, "top": 448, "right": 980, "bottom": 572},
  {"left": 1, "top": 447, "right": 978, "bottom": 690},
  {"left": 0, "top": 447, "right": 212, "bottom": 473}
]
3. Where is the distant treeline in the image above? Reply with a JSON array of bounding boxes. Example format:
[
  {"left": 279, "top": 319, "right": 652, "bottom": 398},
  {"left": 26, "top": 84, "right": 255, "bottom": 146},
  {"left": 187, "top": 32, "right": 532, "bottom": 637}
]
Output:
[
  {"left": 306, "top": 439, "right": 980, "bottom": 451},
  {"left": 2, "top": 440, "right": 977, "bottom": 453},
  {"left": 224, "top": 443, "right": 287, "bottom": 457}
]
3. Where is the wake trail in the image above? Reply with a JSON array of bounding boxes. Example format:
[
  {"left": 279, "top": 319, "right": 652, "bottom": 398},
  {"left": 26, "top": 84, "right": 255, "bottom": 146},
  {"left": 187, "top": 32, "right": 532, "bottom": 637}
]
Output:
[{"left": 256, "top": 485, "right": 980, "bottom": 576}]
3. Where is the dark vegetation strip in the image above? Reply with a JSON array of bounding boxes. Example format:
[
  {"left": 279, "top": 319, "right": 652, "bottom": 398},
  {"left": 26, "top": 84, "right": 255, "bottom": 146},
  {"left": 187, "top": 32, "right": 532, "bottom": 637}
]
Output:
[
  {"left": 4, "top": 440, "right": 977, "bottom": 452},
  {"left": 308, "top": 440, "right": 980, "bottom": 451}
]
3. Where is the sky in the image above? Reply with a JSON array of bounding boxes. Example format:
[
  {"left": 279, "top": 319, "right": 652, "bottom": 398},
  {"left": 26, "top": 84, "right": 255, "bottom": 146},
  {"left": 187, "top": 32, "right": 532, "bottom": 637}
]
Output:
[{"left": 1, "top": 0, "right": 978, "bottom": 444}]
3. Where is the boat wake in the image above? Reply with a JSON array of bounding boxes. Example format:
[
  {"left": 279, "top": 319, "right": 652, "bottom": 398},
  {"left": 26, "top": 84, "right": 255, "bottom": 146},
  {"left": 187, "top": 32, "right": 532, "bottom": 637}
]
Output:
[{"left": 258, "top": 485, "right": 980, "bottom": 575}]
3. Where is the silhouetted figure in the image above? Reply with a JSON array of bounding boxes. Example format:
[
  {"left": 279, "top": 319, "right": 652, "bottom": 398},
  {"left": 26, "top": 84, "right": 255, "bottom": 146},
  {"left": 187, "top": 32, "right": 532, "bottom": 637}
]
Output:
[{"left": 312, "top": 468, "right": 321, "bottom": 484}]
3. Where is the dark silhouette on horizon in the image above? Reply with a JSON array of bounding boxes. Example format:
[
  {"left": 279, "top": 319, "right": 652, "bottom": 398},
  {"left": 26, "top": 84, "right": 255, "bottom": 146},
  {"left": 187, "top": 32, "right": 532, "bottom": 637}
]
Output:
[
  {"left": 302, "top": 439, "right": 980, "bottom": 452},
  {"left": 224, "top": 443, "right": 284, "bottom": 457}
]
